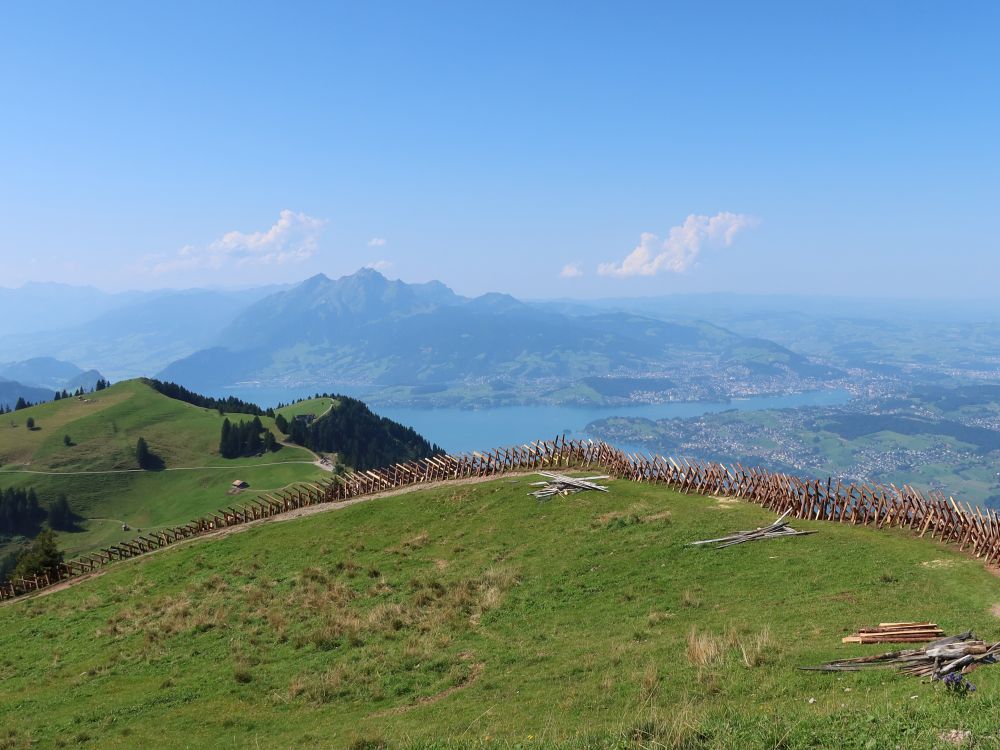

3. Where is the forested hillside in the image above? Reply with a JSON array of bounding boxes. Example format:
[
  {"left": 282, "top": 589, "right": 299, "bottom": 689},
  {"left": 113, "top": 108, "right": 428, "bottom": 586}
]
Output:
[{"left": 278, "top": 395, "right": 441, "bottom": 469}]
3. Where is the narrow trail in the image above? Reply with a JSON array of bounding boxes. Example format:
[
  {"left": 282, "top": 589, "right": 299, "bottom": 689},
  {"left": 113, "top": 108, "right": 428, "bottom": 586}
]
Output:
[
  {"left": 0, "top": 472, "right": 533, "bottom": 607},
  {"left": 0, "top": 461, "right": 320, "bottom": 477},
  {"left": 277, "top": 400, "right": 336, "bottom": 469},
  {"left": 273, "top": 442, "right": 333, "bottom": 472}
]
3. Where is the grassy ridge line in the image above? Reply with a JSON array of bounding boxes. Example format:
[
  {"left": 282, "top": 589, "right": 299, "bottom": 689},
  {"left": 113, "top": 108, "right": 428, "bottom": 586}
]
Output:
[
  {"left": 6, "top": 433, "right": 1000, "bottom": 604},
  {"left": 275, "top": 397, "right": 337, "bottom": 421},
  {"left": 2, "top": 475, "right": 1000, "bottom": 748}
]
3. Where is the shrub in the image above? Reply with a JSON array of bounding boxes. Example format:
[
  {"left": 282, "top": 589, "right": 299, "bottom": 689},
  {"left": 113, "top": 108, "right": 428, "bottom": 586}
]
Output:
[
  {"left": 12, "top": 529, "right": 63, "bottom": 580},
  {"left": 233, "top": 668, "right": 253, "bottom": 684}
]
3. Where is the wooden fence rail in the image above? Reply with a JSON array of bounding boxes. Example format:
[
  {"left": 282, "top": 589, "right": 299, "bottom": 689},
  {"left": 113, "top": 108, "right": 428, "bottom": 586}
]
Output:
[{"left": 3, "top": 435, "right": 999, "bottom": 602}]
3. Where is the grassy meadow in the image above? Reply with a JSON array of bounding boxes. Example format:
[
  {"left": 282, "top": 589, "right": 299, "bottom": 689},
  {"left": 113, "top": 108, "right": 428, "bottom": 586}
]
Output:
[
  {"left": 2, "top": 476, "right": 1000, "bottom": 748},
  {"left": 0, "top": 380, "right": 327, "bottom": 557},
  {"left": 275, "top": 397, "right": 337, "bottom": 422}
]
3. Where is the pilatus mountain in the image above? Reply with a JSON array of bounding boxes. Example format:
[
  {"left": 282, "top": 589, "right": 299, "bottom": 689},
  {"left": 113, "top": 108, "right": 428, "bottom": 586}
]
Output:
[{"left": 158, "top": 268, "right": 834, "bottom": 399}]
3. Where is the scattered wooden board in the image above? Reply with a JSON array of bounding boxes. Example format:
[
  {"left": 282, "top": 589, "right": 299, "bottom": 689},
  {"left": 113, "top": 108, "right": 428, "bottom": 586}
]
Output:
[
  {"left": 529, "top": 472, "right": 610, "bottom": 500},
  {"left": 688, "top": 510, "right": 816, "bottom": 549},
  {"left": 804, "top": 631, "right": 1000, "bottom": 680},
  {"left": 842, "top": 621, "right": 944, "bottom": 644}
]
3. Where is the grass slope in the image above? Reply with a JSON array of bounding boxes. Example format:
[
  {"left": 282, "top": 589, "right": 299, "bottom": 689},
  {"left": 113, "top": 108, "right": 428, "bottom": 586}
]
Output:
[
  {"left": 0, "top": 380, "right": 325, "bottom": 557},
  {"left": 276, "top": 397, "right": 336, "bottom": 421},
  {"left": 2, "top": 477, "right": 1000, "bottom": 748}
]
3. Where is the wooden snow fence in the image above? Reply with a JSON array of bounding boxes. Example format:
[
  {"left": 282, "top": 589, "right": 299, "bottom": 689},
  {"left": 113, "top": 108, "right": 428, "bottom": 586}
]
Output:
[{"left": 6, "top": 435, "right": 1000, "bottom": 602}]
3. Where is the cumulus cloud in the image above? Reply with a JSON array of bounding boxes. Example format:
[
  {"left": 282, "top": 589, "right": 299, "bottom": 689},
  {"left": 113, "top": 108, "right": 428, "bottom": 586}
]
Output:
[
  {"left": 367, "top": 237, "right": 387, "bottom": 247},
  {"left": 559, "top": 263, "right": 583, "bottom": 278},
  {"left": 151, "top": 209, "right": 326, "bottom": 274},
  {"left": 598, "top": 212, "right": 757, "bottom": 277},
  {"left": 366, "top": 259, "right": 393, "bottom": 272}
]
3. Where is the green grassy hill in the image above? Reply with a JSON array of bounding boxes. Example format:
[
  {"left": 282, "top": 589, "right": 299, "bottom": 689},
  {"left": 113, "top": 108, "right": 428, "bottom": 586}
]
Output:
[
  {"left": 276, "top": 396, "right": 337, "bottom": 422},
  {"left": 0, "top": 380, "right": 326, "bottom": 558},
  {"left": 2, "top": 475, "right": 999, "bottom": 748}
]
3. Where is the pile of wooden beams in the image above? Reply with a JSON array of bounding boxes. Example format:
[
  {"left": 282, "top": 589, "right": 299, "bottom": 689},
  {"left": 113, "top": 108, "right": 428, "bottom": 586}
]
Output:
[
  {"left": 804, "top": 631, "right": 1000, "bottom": 679},
  {"left": 528, "top": 471, "right": 610, "bottom": 501},
  {"left": 687, "top": 509, "right": 816, "bottom": 549},
  {"left": 842, "top": 622, "right": 945, "bottom": 644}
]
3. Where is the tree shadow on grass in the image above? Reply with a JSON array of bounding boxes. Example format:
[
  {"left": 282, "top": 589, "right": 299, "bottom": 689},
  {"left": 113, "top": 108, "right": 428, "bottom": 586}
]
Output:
[{"left": 139, "top": 452, "right": 166, "bottom": 472}]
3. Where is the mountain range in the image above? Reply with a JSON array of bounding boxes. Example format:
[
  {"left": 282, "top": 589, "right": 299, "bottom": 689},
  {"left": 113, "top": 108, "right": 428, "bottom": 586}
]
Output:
[
  {"left": 2, "top": 269, "right": 841, "bottom": 406},
  {"left": 0, "top": 357, "right": 102, "bottom": 392},
  {"left": 0, "top": 357, "right": 106, "bottom": 409},
  {"left": 0, "top": 285, "right": 286, "bottom": 379},
  {"left": 159, "top": 269, "right": 834, "bottom": 397}
]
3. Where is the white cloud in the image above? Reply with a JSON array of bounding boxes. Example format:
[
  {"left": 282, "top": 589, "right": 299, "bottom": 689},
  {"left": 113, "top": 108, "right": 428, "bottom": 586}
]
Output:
[
  {"left": 367, "top": 237, "right": 387, "bottom": 247},
  {"left": 151, "top": 209, "right": 326, "bottom": 274},
  {"left": 598, "top": 212, "right": 757, "bottom": 277},
  {"left": 559, "top": 263, "right": 583, "bottom": 278},
  {"left": 366, "top": 259, "right": 393, "bottom": 272}
]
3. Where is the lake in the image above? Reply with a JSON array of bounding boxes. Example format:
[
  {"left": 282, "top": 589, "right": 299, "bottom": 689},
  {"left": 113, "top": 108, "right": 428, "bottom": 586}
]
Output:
[{"left": 219, "top": 387, "right": 851, "bottom": 454}]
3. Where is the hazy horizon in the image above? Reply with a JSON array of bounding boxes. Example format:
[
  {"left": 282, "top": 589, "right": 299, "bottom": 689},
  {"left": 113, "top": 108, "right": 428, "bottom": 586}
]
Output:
[
  {"left": 6, "top": 268, "right": 1000, "bottom": 309},
  {"left": 3, "top": 3, "right": 999, "bottom": 300}
]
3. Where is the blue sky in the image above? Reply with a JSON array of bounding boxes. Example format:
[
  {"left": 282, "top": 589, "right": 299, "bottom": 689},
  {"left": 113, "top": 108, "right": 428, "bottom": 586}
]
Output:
[{"left": 1, "top": 1, "right": 997, "bottom": 299}]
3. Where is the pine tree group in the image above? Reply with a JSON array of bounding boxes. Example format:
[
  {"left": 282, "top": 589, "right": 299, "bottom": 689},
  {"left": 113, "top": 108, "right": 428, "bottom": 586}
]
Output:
[
  {"left": 276, "top": 394, "right": 441, "bottom": 470},
  {"left": 0, "top": 490, "right": 76, "bottom": 582},
  {"left": 218, "top": 418, "right": 277, "bottom": 458},
  {"left": 0, "top": 488, "right": 43, "bottom": 535},
  {"left": 47, "top": 495, "right": 74, "bottom": 531},
  {"left": 146, "top": 379, "right": 274, "bottom": 418}
]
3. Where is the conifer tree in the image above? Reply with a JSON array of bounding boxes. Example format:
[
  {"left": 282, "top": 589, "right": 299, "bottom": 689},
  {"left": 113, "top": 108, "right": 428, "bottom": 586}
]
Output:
[
  {"left": 219, "top": 419, "right": 232, "bottom": 456},
  {"left": 47, "top": 495, "right": 73, "bottom": 531},
  {"left": 262, "top": 430, "right": 277, "bottom": 452}
]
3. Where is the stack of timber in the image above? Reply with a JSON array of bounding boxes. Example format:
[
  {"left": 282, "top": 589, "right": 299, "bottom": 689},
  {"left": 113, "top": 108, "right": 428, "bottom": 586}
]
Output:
[
  {"left": 842, "top": 622, "right": 945, "bottom": 644},
  {"left": 804, "top": 631, "right": 1000, "bottom": 679},
  {"left": 528, "top": 471, "right": 610, "bottom": 501},
  {"left": 687, "top": 509, "right": 816, "bottom": 549}
]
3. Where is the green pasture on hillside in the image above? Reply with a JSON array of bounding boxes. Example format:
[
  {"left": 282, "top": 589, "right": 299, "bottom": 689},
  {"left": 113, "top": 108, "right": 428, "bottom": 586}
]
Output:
[
  {"left": 0, "top": 381, "right": 327, "bottom": 557},
  {"left": 276, "top": 397, "right": 337, "bottom": 421},
  {"left": 2, "top": 476, "right": 1000, "bottom": 748}
]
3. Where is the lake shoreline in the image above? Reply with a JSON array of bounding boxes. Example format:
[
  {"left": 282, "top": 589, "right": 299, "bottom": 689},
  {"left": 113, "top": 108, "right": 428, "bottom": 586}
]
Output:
[{"left": 216, "top": 386, "right": 853, "bottom": 454}]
